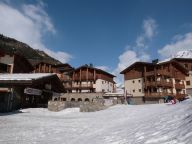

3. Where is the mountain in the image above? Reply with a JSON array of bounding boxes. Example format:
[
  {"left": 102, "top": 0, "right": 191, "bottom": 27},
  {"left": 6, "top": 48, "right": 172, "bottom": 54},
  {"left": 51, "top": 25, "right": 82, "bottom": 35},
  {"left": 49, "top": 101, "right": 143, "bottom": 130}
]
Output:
[
  {"left": 158, "top": 49, "right": 192, "bottom": 64},
  {"left": 173, "top": 49, "right": 192, "bottom": 58},
  {"left": 0, "top": 34, "right": 61, "bottom": 66}
]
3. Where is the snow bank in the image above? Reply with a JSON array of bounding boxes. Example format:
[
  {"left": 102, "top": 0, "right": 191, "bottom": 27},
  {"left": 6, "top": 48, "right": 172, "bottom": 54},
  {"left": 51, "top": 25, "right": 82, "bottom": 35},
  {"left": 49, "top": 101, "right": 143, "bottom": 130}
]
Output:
[{"left": 0, "top": 100, "right": 192, "bottom": 144}]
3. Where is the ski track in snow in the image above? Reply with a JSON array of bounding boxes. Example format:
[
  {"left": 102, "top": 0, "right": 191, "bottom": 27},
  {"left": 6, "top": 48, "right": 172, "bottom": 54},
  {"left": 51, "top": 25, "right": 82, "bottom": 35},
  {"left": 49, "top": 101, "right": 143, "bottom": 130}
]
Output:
[{"left": 0, "top": 100, "right": 192, "bottom": 144}]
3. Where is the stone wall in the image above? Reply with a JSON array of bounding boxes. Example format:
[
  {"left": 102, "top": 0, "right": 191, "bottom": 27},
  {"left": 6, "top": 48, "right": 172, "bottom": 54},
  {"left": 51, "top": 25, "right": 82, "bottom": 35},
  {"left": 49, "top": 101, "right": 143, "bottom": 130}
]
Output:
[
  {"left": 48, "top": 93, "right": 126, "bottom": 112},
  {"left": 48, "top": 101, "right": 65, "bottom": 112},
  {"left": 144, "top": 97, "right": 164, "bottom": 104},
  {"left": 48, "top": 101, "right": 81, "bottom": 112},
  {"left": 126, "top": 97, "right": 145, "bottom": 105},
  {"left": 48, "top": 98, "right": 109, "bottom": 112},
  {"left": 60, "top": 92, "right": 104, "bottom": 102},
  {"left": 80, "top": 102, "right": 107, "bottom": 112}
]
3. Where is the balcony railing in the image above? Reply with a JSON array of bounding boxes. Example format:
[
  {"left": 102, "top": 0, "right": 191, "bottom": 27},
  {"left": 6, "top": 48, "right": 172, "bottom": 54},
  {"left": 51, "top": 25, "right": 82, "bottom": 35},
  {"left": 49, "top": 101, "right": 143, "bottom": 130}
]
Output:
[
  {"left": 157, "top": 70, "right": 172, "bottom": 77},
  {"left": 145, "top": 92, "right": 174, "bottom": 97},
  {"left": 145, "top": 81, "right": 173, "bottom": 87},
  {"left": 145, "top": 70, "right": 172, "bottom": 77},
  {"left": 145, "top": 71, "right": 155, "bottom": 76},
  {"left": 175, "top": 83, "right": 185, "bottom": 89},
  {"left": 73, "top": 75, "right": 95, "bottom": 81},
  {"left": 64, "top": 83, "right": 94, "bottom": 89},
  {"left": 174, "top": 75, "right": 185, "bottom": 80}
]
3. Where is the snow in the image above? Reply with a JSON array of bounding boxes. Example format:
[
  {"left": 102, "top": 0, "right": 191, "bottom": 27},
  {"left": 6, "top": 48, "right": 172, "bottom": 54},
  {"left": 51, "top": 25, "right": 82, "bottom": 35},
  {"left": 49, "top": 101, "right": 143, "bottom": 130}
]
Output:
[
  {"left": 173, "top": 49, "right": 192, "bottom": 58},
  {"left": 158, "top": 49, "right": 192, "bottom": 64},
  {"left": 158, "top": 58, "right": 172, "bottom": 64},
  {"left": 0, "top": 73, "right": 55, "bottom": 81},
  {"left": 1, "top": 100, "right": 192, "bottom": 144}
]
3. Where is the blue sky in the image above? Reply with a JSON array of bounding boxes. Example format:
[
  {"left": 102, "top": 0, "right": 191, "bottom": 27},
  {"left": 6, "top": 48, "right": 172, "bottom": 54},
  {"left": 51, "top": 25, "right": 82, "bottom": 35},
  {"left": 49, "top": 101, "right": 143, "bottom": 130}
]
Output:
[{"left": 0, "top": 0, "right": 192, "bottom": 83}]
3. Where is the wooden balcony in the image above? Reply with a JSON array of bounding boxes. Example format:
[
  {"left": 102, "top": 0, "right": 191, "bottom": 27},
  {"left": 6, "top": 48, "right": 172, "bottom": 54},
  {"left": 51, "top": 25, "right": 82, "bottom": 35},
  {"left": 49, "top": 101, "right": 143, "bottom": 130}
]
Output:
[
  {"left": 73, "top": 75, "right": 95, "bottom": 81},
  {"left": 64, "top": 83, "right": 94, "bottom": 89},
  {"left": 157, "top": 70, "right": 172, "bottom": 77},
  {"left": 145, "top": 71, "right": 155, "bottom": 76},
  {"left": 174, "top": 75, "right": 185, "bottom": 80},
  {"left": 145, "top": 92, "right": 174, "bottom": 97},
  {"left": 145, "top": 70, "right": 172, "bottom": 77},
  {"left": 175, "top": 83, "right": 185, "bottom": 89},
  {"left": 145, "top": 81, "right": 173, "bottom": 87}
]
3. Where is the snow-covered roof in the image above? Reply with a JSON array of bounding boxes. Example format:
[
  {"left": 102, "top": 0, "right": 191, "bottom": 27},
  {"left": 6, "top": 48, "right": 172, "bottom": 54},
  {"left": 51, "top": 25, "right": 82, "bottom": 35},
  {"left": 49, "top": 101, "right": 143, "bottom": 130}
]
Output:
[
  {"left": 0, "top": 73, "right": 55, "bottom": 81},
  {"left": 157, "top": 58, "right": 172, "bottom": 64}
]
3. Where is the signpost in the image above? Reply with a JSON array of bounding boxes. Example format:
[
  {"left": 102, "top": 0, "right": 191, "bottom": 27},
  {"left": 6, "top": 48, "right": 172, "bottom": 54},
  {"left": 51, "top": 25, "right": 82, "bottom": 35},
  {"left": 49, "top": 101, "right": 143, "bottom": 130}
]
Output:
[{"left": 24, "top": 88, "right": 42, "bottom": 96}]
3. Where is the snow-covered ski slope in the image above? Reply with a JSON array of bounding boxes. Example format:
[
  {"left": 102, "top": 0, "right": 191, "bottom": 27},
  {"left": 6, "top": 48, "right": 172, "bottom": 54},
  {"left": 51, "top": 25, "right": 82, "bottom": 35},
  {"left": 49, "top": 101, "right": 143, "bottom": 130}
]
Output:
[{"left": 0, "top": 99, "right": 192, "bottom": 144}]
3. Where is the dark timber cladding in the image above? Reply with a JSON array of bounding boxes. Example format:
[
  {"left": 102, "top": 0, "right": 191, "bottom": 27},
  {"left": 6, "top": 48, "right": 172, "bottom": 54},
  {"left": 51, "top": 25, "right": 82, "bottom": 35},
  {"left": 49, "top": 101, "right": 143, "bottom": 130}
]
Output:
[
  {"left": 73, "top": 65, "right": 115, "bottom": 82},
  {"left": 64, "top": 65, "right": 116, "bottom": 92},
  {"left": 173, "top": 58, "right": 192, "bottom": 71},
  {"left": 121, "top": 60, "right": 188, "bottom": 100},
  {"left": 0, "top": 73, "right": 65, "bottom": 112}
]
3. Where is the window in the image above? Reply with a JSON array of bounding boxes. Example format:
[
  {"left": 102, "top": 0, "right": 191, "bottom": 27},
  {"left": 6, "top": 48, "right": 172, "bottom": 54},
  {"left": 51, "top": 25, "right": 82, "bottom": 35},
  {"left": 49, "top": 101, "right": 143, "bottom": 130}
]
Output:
[
  {"left": 186, "top": 81, "right": 190, "bottom": 86},
  {"left": 184, "top": 64, "right": 188, "bottom": 68},
  {"left": 139, "top": 89, "right": 141, "bottom": 92},
  {"left": 102, "top": 81, "right": 104, "bottom": 84},
  {"left": 132, "top": 80, "right": 135, "bottom": 83},
  {"left": 138, "top": 80, "right": 141, "bottom": 83},
  {"left": 133, "top": 89, "right": 135, "bottom": 93}
]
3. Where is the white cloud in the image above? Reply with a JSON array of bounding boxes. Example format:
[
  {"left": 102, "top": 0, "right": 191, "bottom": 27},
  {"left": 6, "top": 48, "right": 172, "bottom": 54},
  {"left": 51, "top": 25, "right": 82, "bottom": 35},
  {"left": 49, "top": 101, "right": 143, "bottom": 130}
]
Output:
[
  {"left": 136, "top": 36, "right": 146, "bottom": 48},
  {"left": 116, "top": 50, "right": 139, "bottom": 73},
  {"left": 158, "top": 32, "right": 192, "bottom": 59},
  {"left": 114, "top": 18, "right": 157, "bottom": 85},
  {"left": 143, "top": 18, "right": 157, "bottom": 39},
  {"left": 22, "top": 3, "right": 55, "bottom": 34},
  {"left": 0, "top": 2, "right": 72, "bottom": 63}
]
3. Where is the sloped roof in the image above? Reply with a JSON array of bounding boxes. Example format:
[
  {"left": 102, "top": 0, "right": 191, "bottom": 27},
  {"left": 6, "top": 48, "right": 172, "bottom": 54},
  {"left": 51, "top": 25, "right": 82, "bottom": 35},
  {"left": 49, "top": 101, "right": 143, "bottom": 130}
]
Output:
[
  {"left": 120, "top": 62, "right": 153, "bottom": 74},
  {"left": 0, "top": 73, "right": 65, "bottom": 92},
  {"left": 120, "top": 60, "right": 189, "bottom": 75},
  {"left": 75, "top": 65, "right": 116, "bottom": 77},
  {"left": 0, "top": 73, "right": 54, "bottom": 81}
]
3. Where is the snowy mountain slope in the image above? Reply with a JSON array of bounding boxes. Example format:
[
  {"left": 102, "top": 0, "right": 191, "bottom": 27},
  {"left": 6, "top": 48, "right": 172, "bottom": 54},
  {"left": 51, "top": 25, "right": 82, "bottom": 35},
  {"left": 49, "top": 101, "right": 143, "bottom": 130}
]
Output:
[
  {"left": 0, "top": 99, "right": 192, "bottom": 144},
  {"left": 158, "top": 49, "right": 192, "bottom": 64},
  {"left": 173, "top": 49, "right": 192, "bottom": 58}
]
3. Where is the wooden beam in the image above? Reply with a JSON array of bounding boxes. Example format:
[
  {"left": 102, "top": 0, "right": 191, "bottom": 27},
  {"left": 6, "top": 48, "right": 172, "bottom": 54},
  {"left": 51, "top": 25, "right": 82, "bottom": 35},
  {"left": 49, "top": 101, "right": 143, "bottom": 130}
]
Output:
[{"left": 86, "top": 67, "right": 88, "bottom": 81}]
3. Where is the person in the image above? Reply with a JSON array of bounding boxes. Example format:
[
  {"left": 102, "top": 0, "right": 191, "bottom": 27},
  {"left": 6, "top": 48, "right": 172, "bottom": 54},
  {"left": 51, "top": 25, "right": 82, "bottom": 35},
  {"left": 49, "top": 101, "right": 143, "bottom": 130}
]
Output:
[{"left": 171, "top": 98, "right": 176, "bottom": 104}]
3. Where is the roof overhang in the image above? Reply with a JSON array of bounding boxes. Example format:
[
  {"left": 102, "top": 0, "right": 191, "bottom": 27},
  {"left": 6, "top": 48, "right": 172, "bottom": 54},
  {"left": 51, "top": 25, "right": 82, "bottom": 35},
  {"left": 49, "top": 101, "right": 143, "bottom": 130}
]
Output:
[{"left": 0, "top": 73, "right": 65, "bottom": 92}]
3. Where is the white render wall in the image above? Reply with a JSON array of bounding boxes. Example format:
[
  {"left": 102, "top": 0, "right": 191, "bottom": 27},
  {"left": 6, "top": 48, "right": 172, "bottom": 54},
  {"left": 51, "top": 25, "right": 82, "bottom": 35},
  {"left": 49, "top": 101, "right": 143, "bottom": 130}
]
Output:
[
  {"left": 0, "top": 55, "right": 14, "bottom": 65},
  {"left": 124, "top": 78, "right": 144, "bottom": 97},
  {"left": 93, "top": 79, "right": 114, "bottom": 93},
  {"left": 186, "top": 72, "right": 192, "bottom": 89},
  {"left": 0, "top": 55, "right": 14, "bottom": 73}
]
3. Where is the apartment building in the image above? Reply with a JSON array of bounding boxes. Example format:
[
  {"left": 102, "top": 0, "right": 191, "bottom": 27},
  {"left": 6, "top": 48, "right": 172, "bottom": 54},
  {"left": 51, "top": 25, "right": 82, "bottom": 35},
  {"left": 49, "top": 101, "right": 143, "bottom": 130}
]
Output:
[
  {"left": 33, "top": 62, "right": 74, "bottom": 90},
  {"left": 64, "top": 65, "right": 116, "bottom": 93},
  {"left": 173, "top": 58, "right": 192, "bottom": 96},
  {"left": 120, "top": 60, "right": 188, "bottom": 104}
]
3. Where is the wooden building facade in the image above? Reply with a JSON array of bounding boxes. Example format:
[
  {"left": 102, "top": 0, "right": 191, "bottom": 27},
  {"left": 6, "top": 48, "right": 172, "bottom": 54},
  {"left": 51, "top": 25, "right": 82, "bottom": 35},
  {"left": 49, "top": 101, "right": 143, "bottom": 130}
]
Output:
[
  {"left": 174, "top": 58, "right": 192, "bottom": 96},
  {"left": 121, "top": 60, "right": 188, "bottom": 104},
  {"left": 64, "top": 65, "right": 116, "bottom": 93}
]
